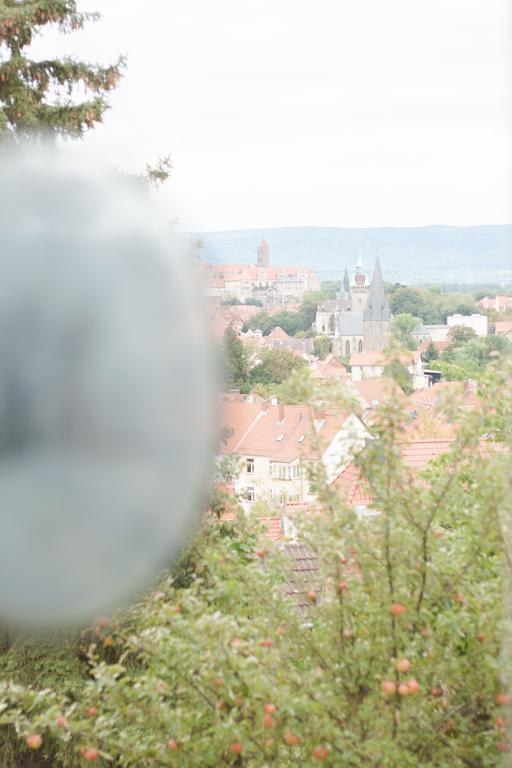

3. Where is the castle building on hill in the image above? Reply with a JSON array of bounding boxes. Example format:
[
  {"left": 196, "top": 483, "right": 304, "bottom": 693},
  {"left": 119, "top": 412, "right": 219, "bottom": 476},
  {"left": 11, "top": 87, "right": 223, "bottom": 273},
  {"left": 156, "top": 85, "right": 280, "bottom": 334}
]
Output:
[
  {"left": 315, "top": 257, "right": 392, "bottom": 357},
  {"left": 202, "top": 239, "right": 321, "bottom": 305}
]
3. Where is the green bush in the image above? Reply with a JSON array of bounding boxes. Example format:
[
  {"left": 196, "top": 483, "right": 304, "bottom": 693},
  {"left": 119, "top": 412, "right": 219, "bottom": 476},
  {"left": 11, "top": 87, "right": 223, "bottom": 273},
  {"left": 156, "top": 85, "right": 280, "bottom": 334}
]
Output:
[{"left": 0, "top": 371, "right": 510, "bottom": 766}]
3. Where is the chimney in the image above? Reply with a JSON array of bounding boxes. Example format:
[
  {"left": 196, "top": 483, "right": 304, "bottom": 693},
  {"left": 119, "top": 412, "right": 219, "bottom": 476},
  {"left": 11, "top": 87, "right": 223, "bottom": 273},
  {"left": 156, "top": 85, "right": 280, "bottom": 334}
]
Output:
[
  {"left": 278, "top": 403, "right": 285, "bottom": 423},
  {"left": 261, "top": 400, "right": 270, "bottom": 412}
]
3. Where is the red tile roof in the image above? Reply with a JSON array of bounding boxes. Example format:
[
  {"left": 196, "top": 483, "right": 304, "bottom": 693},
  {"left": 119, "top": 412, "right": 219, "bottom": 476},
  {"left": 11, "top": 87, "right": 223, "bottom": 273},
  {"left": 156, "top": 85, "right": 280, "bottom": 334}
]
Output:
[
  {"left": 333, "top": 439, "right": 458, "bottom": 507},
  {"left": 219, "top": 399, "right": 350, "bottom": 462},
  {"left": 350, "top": 350, "right": 421, "bottom": 367},
  {"left": 267, "top": 326, "right": 291, "bottom": 340},
  {"left": 349, "top": 351, "right": 386, "bottom": 367},
  {"left": 350, "top": 378, "right": 402, "bottom": 407},
  {"left": 310, "top": 355, "right": 349, "bottom": 380},
  {"left": 218, "top": 400, "right": 264, "bottom": 452},
  {"left": 495, "top": 321, "right": 512, "bottom": 336},
  {"left": 220, "top": 510, "right": 284, "bottom": 541},
  {"left": 333, "top": 461, "right": 373, "bottom": 506},
  {"left": 478, "top": 296, "right": 512, "bottom": 311},
  {"left": 408, "top": 381, "right": 480, "bottom": 411}
]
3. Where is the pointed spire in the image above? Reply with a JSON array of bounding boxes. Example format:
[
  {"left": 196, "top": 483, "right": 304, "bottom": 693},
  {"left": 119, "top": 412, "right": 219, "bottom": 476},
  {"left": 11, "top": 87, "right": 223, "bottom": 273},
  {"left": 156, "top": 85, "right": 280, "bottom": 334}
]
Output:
[
  {"left": 356, "top": 252, "right": 363, "bottom": 273},
  {"left": 343, "top": 267, "right": 350, "bottom": 294},
  {"left": 363, "top": 258, "right": 391, "bottom": 321}
]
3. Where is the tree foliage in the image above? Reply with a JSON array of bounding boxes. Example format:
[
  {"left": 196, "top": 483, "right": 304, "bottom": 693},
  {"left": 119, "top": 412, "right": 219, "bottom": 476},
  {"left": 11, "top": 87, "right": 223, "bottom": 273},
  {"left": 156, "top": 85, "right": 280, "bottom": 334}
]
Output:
[
  {"left": 313, "top": 335, "right": 332, "bottom": 360},
  {"left": 386, "top": 286, "right": 477, "bottom": 325},
  {"left": 242, "top": 294, "right": 321, "bottom": 337},
  {"left": 382, "top": 359, "right": 413, "bottom": 395},
  {"left": 422, "top": 342, "right": 439, "bottom": 363},
  {"left": 391, "top": 314, "right": 419, "bottom": 350},
  {"left": 0, "top": 0, "right": 124, "bottom": 140},
  {"left": 223, "top": 327, "right": 250, "bottom": 391},
  {"left": 0, "top": 370, "right": 510, "bottom": 766},
  {"left": 249, "top": 347, "right": 307, "bottom": 386}
]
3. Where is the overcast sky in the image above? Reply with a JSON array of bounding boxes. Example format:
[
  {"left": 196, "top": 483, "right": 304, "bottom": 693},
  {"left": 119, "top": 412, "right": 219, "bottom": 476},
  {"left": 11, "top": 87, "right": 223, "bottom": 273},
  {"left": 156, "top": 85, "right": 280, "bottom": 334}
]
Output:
[{"left": 32, "top": 0, "right": 511, "bottom": 231}]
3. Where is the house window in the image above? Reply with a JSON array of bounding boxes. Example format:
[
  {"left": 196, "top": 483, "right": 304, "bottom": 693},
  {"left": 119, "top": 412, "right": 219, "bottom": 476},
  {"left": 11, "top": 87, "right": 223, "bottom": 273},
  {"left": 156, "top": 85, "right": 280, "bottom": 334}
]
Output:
[
  {"left": 358, "top": 340, "right": 363, "bottom": 352},
  {"left": 279, "top": 465, "right": 286, "bottom": 479},
  {"left": 246, "top": 458, "right": 254, "bottom": 474},
  {"left": 345, "top": 340, "right": 350, "bottom": 356},
  {"left": 246, "top": 486, "right": 255, "bottom": 502}
]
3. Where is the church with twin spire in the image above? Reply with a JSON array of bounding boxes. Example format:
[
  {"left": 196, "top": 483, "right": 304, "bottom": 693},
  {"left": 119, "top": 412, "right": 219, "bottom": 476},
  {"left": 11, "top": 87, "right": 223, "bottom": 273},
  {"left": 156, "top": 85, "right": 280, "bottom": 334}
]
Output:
[{"left": 315, "top": 257, "right": 392, "bottom": 358}]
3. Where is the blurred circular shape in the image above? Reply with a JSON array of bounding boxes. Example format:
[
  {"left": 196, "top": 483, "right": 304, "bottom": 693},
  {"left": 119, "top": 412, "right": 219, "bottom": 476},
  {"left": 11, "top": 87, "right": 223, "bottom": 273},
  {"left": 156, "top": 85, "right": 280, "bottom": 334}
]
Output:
[{"left": 0, "top": 146, "right": 215, "bottom": 630}]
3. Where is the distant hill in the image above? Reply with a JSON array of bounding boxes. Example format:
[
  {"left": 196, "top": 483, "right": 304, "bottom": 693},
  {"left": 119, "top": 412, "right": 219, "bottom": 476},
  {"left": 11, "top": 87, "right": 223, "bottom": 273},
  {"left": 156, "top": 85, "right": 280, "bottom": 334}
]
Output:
[{"left": 192, "top": 225, "right": 512, "bottom": 286}]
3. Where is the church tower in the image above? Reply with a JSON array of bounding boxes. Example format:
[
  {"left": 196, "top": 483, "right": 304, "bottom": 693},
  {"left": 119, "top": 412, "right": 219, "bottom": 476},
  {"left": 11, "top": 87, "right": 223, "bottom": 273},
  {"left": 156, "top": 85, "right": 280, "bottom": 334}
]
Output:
[
  {"left": 257, "top": 238, "right": 269, "bottom": 267},
  {"left": 337, "top": 267, "right": 351, "bottom": 300},
  {"left": 350, "top": 254, "right": 370, "bottom": 311},
  {"left": 362, "top": 258, "right": 391, "bottom": 351}
]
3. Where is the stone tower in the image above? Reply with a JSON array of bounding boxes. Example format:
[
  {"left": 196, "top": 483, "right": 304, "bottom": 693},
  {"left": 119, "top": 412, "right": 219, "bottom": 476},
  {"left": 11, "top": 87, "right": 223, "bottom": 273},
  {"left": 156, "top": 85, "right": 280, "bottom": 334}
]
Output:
[
  {"left": 257, "top": 238, "right": 269, "bottom": 268},
  {"left": 362, "top": 258, "right": 391, "bottom": 351},
  {"left": 350, "top": 254, "right": 370, "bottom": 311}
]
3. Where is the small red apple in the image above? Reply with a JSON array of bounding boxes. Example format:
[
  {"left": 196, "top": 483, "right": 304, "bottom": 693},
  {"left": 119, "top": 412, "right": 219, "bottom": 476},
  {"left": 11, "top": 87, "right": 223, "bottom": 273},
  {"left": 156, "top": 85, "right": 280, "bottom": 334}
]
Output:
[
  {"left": 283, "top": 731, "right": 300, "bottom": 746},
  {"left": 263, "top": 714, "right": 274, "bottom": 728},
  {"left": 381, "top": 680, "right": 396, "bottom": 696},
  {"left": 306, "top": 590, "right": 317, "bottom": 603},
  {"left": 83, "top": 747, "right": 99, "bottom": 761},
  {"left": 496, "top": 693, "right": 511, "bottom": 706},
  {"left": 259, "top": 639, "right": 273, "bottom": 648},
  {"left": 476, "top": 633, "right": 486, "bottom": 643},
  {"left": 26, "top": 734, "right": 42, "bottom": 750},
  {"left": 496, "top": 716, "right": 505, "bottom": 730},
  {"left": 390, "top": 602, "right": 405, "bottom": 616},
  {"left": 395, "top": 658, "right": 411, "bottom": 673},
  {"left": 255, "top": 549, "right": 266, "bottom": 558},
  {"left": 86, "top": 706, "right": 97, "bottom": 717},
  {"left": 167, "top": 739, "right": 179, "bottom": 750},
  {"left": 231, "top": 742, "right": 243, "bottom": 754},
  {"left": 498, "top": 742, "right": 510, "bottom": 753},
  {"left": 407, "top": 679, "right": 421, "bottom": 694},
  {"left": 264, "top": 703, "right": 277, "bottom": 714},
  {"left": 56, "top": 715, "right": 68, "bottom": 729},
  {"left": 431, "top": 687, "right": 444, "bottom": 698},
  {"left": 338, "top": 581, "right": 348, "bottom": 593},
  {"left": 312, "top": 745, "right": 329, "bottom": 761},
  {"left": 398, "top": 683, "right": 410, "bottom": 696}
]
